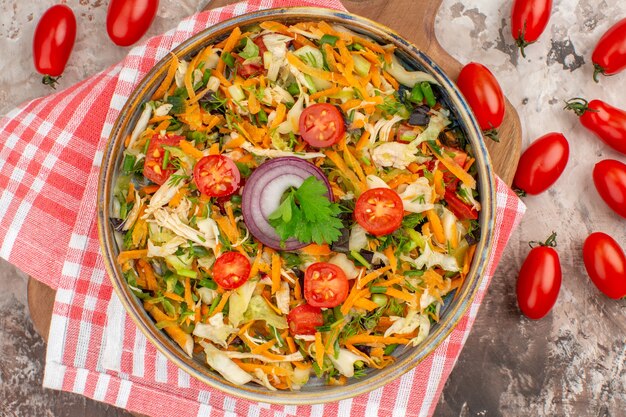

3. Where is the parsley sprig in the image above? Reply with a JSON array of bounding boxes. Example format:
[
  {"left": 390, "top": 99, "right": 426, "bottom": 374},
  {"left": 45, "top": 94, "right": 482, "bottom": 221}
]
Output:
[{"left": 268, "top": 176, "right": 343, "bottom": 246}]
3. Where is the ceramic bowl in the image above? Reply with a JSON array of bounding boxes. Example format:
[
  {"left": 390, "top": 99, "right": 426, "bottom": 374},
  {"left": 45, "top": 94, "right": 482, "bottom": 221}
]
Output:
[{"left": 98, "top": 7, "right": 496, "bottom": 405}]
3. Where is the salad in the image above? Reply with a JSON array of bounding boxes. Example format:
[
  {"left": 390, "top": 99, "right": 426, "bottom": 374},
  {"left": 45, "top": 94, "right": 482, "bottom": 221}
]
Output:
[{"left": 113, "top": 20, "right": 481, "bottom": 390}]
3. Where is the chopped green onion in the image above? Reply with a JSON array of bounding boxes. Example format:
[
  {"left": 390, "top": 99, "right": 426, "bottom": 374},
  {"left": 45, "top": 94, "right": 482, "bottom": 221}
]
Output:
[
  {"left": 142, "top": 138, "right": 151, "bottom": 155},
  {"left": 320, "top": 34, "right": 339, "bottom": 46},
  {"left": 370, "top": 286, "right": 387, "bottom": 294},
  {"left": 177, "top": 268, "right": 197, "bottom": 278},
  {"left": 162, "top": 149, "right": 170, "bottom": 170},
  {"left": 257, "top": 107, "right": 268, "bottom": 124},
  {"left": 198, "top": 278, "right": 217, "bottom": 289},
  {"left": 122, "top": 154, "right": 137, "bottom": 173},
  {"left": 371, "top": 293, "right": 388, "bottom": 307},
  {"left": 350, "top": 250, "right": 372, "bottom": 268},
  {"left": 384, "top": 343, "right": 398, "bottom": 355},
  {"left": 409, "top": 83, "right": 424, "bottom": 104},
  {"left": 286, "top": 82, "right": 300, "bottom": 96},
  {"left": 420, "top": 81, "right": 437, "bottom": 107},
  {"left": 403, "top": 269, "right": 425, "bottom": 277},
  {"left": 222, "top": 51, "right": 235, "bottom": 68},
  {"left": 208, "top": 294, "right": 221, "bottom": 315}
]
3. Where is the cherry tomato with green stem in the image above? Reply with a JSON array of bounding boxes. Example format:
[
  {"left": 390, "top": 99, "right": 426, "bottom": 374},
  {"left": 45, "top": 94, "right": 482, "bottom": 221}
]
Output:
[
  {"left": 513, "top": 132, "right": 569, "bottom": 195},
  {"left": 33, "top": 4, "right": 77, "bottom": 89},
  {"left": 107, "top": 0, "right": 159, "bottom": 47},
  {"left": 583, "top": 232, "right": 626, "bottom": 299},
  {"left": 593, "top": 159, "right": 626, "bottom": 219},
  {"left": 591, "top": 18, "right": 626, "bottom": 82},
  {"left": 511, "top": 0, "right": 553, "bottom": 58},
  {"left": 456, "top": 62, "right": 505, "bottom": 141},
  {"left": 565, "top": 98, "right": 626, "bottom": 155},
  {"left": 516, "top": 232, "right": 562, "bottom": 320}
]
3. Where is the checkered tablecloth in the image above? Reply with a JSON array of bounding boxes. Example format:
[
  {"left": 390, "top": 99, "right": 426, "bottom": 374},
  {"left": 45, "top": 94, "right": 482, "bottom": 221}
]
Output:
[{"left": 0, "top": 1, "right": 526, "bottom": 416}]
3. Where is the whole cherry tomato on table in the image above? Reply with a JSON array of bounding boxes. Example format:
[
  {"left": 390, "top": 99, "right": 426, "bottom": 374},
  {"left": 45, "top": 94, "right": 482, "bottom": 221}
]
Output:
[
  {"left": 593, "top": 159, "right": 626, "bottom": 219},
  {"left": 298, "top": 103, "right": 346, "bottom": 147},
  {"left": 212, "top": 251, "right": 251, "bottom": 290},
  {"left": 304, "top": 262, "right": 349, "bottom": 308},
  {"left": 107, "top": 0, "right": 159, "bottom": 47},
  {"left": 516, "top": 232, "right": 562, "bottom": 320},
  {"left": 456, "top": 62, "right": 505, "bottom": 140},
  {"left": 565, "top": 98, "right": 626, "bottom": 155},
  {"left": 33, "top": 4, "right": 77, "bottom": 89},
  {"left": 513, "top": 132, "right": 569, "bottom": 195},
  {"left": 287, "top": 303, "right": 324, "bottom": 335},
  {"left": 511, "top": 0, "right": 553, "bottom": 57},
  {"left": 591, "top": 17, "right": 626, "bottom": 82},
  {"left": 583, "top": 232, "right": 626, "bottom": 299}
]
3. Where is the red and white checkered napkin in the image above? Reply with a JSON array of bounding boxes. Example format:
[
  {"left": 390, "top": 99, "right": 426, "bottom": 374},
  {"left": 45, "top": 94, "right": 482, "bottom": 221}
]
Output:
[{"left": 0, "top": 0, "right": 525, "bottom": 415}]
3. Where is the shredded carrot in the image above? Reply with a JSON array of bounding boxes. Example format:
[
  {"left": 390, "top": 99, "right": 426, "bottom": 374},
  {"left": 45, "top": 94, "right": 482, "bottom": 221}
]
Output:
[
  {"left": 151, "top": 53, "right": 179, "bottom": 100},
  {"left": 259, "top": 21, "right": 292, "bottom": 36},
  {"left": 449, "top": 221, "right": 459, "bottom": 249},
  {"left": 262, "top": 294, "right": 282, "bottom": 315},
  {"left": 208, "top": 142, "right": 220, "bottom": 155},
  {"left": 137, "top": 259, "right": 158, "bottom": 292},
  {"left": 168, "top": 187, "right": 188, "bottom": 208},
  {"left": 380, "top": 275, "right": 404, "bottom": 287},
  {"left": 249, "top": 246, "right": 264, "bottom": 278},
  {"left": 315, "top": 332, "right": 325, "bottom": 368},
  {"left": 383, "top": 247, "right": 397, "bottom": 273},
  {"left": 325, "top": 150, "right": 365, "bottom": 193},
  {"left": 354, "top": 298, "right": 379, "bottom": 311},
  {"left": 145, "top": 303, "right": 194, "bottom": 356},
  {"left": 343, "top": 335, "right": 411, "bottom": 345},
  {"left": 117, "top": 249, "right": 148, "bottom": 264},
  {"left": 293, "top": 279, "right": 302, "bottom": 301},
  {"left": 271, "top": 251, "right": 281, "bottom": 294},
  {"left": 224, "top": 203, "right": 240, "bottom": 241},
  {"left": 126, "top": 182, "right": 135, "bottom": 204},
  {"left": 235, "top": 361, "right": 290, "bottom": 376},
  {"left": 341, "top": 287, "right": 370, "bottom": 315},
  {"left": 251, "top": 338, "right": 277, "bottom": 355},
  {"left": 179, "top": 139, "right": 205, "bottom": 159},
  {"left": 426, "top": 209, "right": 446, "bottom": 245},
  {"left": 357, "top": 265, "right": 392, "bottom": 289},
  {"left": 385, "top": 287, "right": 416, "bottom": 304},
  {"left": 141, "top": 184, "right": 160, "bottom": 194},
  {"left": 433, "top": 169, "right": 445, "bottom": 197},
  {"left": 237, "top": 320, "right": 255, "bottom": 336},
  {"left": 286, "top": 53, "right": 348, "bottom": 85},
  {"left": 211, "top": 291, "right": 231, "bottom": 316},
  {"left": 301, "top": 243, "right": 332, "bottom": 256},
  {"left": 309, "top": 86, "right": 342, "bottom": 101},
  {"left": 215, "top": 214, "right": 238, "bottom": 244},
  {"left": 248, "top": 90, "right": 260, "bottom": 114},
  {"left": 184, "top": 52, "right": 201, "bottom": 102},
  {"left": 355, "top": 130, "right": 371, "bottom": 151},
  {"left": 216, "top": 27, "right": 241, "bottom": 74},
  {"left": 426, "top": 142, "right": 476, "bottom": 188},
  {"left": 270, "top": 103, "right": 286, "bottom": 129},
  {"left": 163, "top": 291, "right": 184, "bottom": 302},
  {"left": 382, "top": 71, "right": 400, "bottom": 90}
]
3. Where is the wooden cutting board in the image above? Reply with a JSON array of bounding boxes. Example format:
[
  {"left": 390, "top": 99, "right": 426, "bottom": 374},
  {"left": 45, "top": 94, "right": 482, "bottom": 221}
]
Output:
[{"left": 28, "top": 0, "right": 522, "bottom": 387}]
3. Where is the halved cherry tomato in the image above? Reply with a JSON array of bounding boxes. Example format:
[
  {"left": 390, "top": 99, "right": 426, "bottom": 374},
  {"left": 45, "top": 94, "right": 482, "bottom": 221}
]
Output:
[
  {"left": 304, "top": 262, "right": 349, "bottom": 308},
  {"left": 287, "top": 303, "right": 324, "bottom": 335},
  {"left": 593, "top": 159, "right": 626, "bottom": 219},
  {"left": 516, "top": 233, "right": 561, "bottom": 320},
  {"left": 583, "top": 232, "right": 626, "bottom": 299},
  {"left": 253, "top": 36, "right": 268, "bottom": 55},
  {"left": 511, "top": 0, "right": 553, "bottom": 57},
  {"left": 193, "top": 155, "right": 241, "bottom": 198},
  {"left": 33, "top": 4, "right": 77, "bottom": 88},
  {"left": 143, "top": 134, "right": 181, "bottom": 185},
  {"left": 592, "top": 18, "right": 626, "bottom": 82},
  {"left": 299, "top": 103, "right": 345, "bottom": 147},
  {"left": 234, "top": 53, "right": 264, "bottom": 78},
  {"left": 513, "top": 132, "right": 569, "bottom": 195},
  {"left": 444, "top": 189, "right": 478, "bottom": 220},
  {"left": 212, "top": 251, "right": 251, "bottom": 290},
  {"left": 354, "top": 188, "right": 404, "bottom": 236},
  {"left": 565, "top": 98, "right": 626, "bottom": 155},
  {"left": 106, "top": 0, "right": 159, "bottom": 47},
  {"left": 456, "top": 62, "right": 505, "bottom": 133}
]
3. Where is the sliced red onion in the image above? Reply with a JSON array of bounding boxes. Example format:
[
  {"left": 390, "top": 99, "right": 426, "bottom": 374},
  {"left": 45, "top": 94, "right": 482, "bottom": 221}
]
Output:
[{"left": 242, "top": 157, "right": 332, "bottom": 250}]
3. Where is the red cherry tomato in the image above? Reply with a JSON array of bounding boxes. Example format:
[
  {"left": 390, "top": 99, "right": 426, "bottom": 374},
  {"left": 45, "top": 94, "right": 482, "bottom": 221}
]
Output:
[
  {"left": 212, "top": 252, "right": 251, "bottom": 290},
  {"left": 304, "top": 262, "right": 349, "bottom": 308},
  {"left": 516, "top": 233, "right": 562, "bottom": 320},
  {"left": 298, "top": 104, "right": 346, "bottom": 147},
  {"left": 565, "top": 98, "right": 626, "bottom": 155},
  {"left": 456, "top": 63, "right": 505, "bottom": 132},
  {"left": 106, "top": 0, "right": 159, "bottom": 47},
  {"left": 287, "top": 303, "right": 324, "bottom": 335},
  {"left": 193, "top": 155, "right": 241, "bottom": 198},
  {"left": 33, "top": 5, "right": 76, "bottom": 88},
  {"left": 234, "top": 53, "right": 264, "bottom": 78},
  {"left": 513, "top": 132, "right": 569, "bottom": 195},
  {"left": 354, "top": 188, "right": 404, "bottom": 236},
  {"left": 591, "top": 18, "right": 626, "bottom": 82},
  {"left": 143, "top": 134, "right": 181, "bottom": 185},
  {"left": 444, "top": 189, "right": 478, "bottom": 220},
  {"left": 511, "top": 0, "right": 553, "bottom": 57},
  {"left": 583, "top": 232, "right": 626, "bottom": 299},
  {"left": 593, "top": 159, "right": 626, "bottom": 219},
  {"left": 253, "top": 36, "right": 268, "bottom": 55}
]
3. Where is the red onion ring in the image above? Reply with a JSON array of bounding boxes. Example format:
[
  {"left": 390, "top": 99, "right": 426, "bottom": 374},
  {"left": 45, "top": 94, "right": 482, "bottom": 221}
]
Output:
[{"left": 241, "top": 157, "right": 333, "bottom": 250}]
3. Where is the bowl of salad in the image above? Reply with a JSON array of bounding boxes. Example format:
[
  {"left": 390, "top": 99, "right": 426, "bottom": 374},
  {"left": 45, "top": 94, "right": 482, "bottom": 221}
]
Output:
[{"left": 98, "top": 7, "right": 496, "bottom": 404}]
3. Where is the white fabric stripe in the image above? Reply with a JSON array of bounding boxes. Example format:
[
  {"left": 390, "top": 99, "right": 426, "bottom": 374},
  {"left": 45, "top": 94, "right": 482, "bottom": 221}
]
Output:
[
  {"left": 0, "top": 200, "right": 32, "bottom": 259},
  {"left": 72, "top": 368, "right": 89, "bottom": 394},
  {"left": 418, "top": 344, "right": 448, "bottom": 417},
  {"left": 115, "top": 379, "right": 133, "bottom": 408},
  {"left": 45, "top": 313, "right": 69, "bottom": 364},
  {"left": 102, "top": 293, "right": 126, "bottom": 372},
  {"left": 42, "top": 361, "right": 66, "bottom": 390},
  {"left": 310, "top": 403, "right": 325, "bottom": 417},
  {"left": 93, "top": 373, "right": 111, "bottom": 401},
  {"left": 283, "top": 405, "right": 296, "bottom": 415},
  {"left": 223, "top": 396, "right": 237, "bottom": 417},
  {"left": 0, "top": 189, "right": 14, "bottom": 224},
  {"left": 338, "top": 398, "right": 353, "bottom": 417},
  {"left": 61, "top": 261, "right": 81, "bottom": 278},
  {"left": 197, "top": 390, "right": 211, "bottom": 404},
  {"left": 197, "top": 403, "right": 212, "bottom": 417},
  {"left": 155, "top": 351, "right": 168, "bottom": 383},
  {"left": 364, "top": 386, "right": 382, "bottom": 417},
  {"left": 73, "top": 320, "right": 93, "bottom": 369},
  {"left": 132, "top": 328, "right": 147, "bottom": 377},
  {"left": 177, "top": 367, "right": 190, "bottom": 388},
  {"left": 246, "top": 404, "right": 260, "bottom": 417},
  {"left": 392, "top": 369, "right": 416, "bottom": 417}
]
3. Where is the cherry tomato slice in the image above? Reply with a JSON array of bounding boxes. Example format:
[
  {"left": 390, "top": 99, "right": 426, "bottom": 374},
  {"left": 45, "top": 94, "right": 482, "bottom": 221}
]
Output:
[
  {"left": 212, "top": 251, "right": 251, "bottom": 290},
  {"left": 456, "top": 62, "right": 505, "bottom": 132},
  {"left": 592, "top": 17, "right": 626, "bottom": 82},
  {"left": 511, "top": 0, "right": 553, "bottom": 57},
  {"left": 193, "top": 155, "right": 241, "bottom": 198},
  {"left": 33, "top": 5, "right": 77, "bottom": 87},
  {"left": 287, "top": 303, "right": 324, "bottom": 335},
  {"left": 512, "top": 132, "right": 569, "bottom": 195},
  {"left": 253, "top": 36, "right": 268, "bottom": 55},
  {"left": 234, "top": 53, "right": 264, "bottom": 78},
  {"left": 583, "top": 232, "right": 626, "bottom": 299},
  {"left": 106, "top": 0, "right": 159, "bottom": 47},
  {"left": 354, "top": 188, "right": 404, "bottom": 236},
  {"left": 299, "top": 103, "right": 345, "bottom": 147},
  {"left": 143, "top": 134, "right": 181, "bottom": 185},
  {"left": 593, "top": 159, "right": 626, "bottom": 219},
  {"left": 516, "top": 238, "right": 562, "bottom": 320},
  {"left": 304, "top": 263, "right": 349, "bottom": 308},
  {"left": 444, "top": 189, "right": 478, "bottom": 220}
]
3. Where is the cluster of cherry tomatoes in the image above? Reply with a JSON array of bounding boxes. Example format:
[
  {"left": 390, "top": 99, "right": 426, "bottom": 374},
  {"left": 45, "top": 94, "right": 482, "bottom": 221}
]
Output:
[
  {"left": 455, "top": 1, "right": 626, "bottom": 320},
  {"left": 33, "top": 1, "right": 159, "bottom": 88}
]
